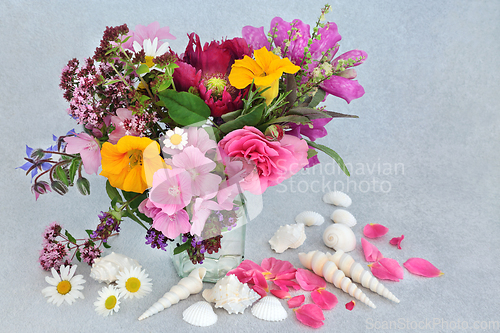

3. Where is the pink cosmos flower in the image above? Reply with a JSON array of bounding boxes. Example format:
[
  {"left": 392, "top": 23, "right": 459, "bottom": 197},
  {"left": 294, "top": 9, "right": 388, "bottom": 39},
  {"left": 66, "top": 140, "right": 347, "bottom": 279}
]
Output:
[
  {"left": 64, "top": 132, "right": 101, "bottom": 175},
  {"left": 151, "top": 209, "right": 190, "bottom": 239},
  {"left": 190, "top": 197, "right": 225, "bottom": 237},
  {"left": 218, "top": 126, "right": 309, "bottom": 195},
  {"left": 109, "top": 108, "right": 142, "bottom": 144},
  {"left": 368, "top": 258, "right": 404, "bottom": 282},
  {"left": 149, "top": 168, "right": 193, "bottom": 215},
  {"left": 122, "top": 21, "right": 175, "bottom": 51},
  {"left": 404, "top": 258, "right": 443, "bottom": 278}
]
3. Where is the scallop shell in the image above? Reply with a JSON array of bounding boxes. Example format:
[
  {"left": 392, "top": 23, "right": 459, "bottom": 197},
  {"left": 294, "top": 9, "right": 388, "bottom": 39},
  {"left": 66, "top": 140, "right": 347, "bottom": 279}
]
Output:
[
  {"left": 202, "top": 275, "right": 260, "bottom": 314},
  {"left": 323, "top": 223, "right": 357, "bottom": 252},
  {"left": 90, "top": 252, "right": 141, "bottom": 284},
  {"left": 295, "top": 211, "right": 325, "bottom": 226},
  {"left": 182, "top": 301, "right": 218, "bottom": 327},
  {"left": 251, "top": 296, "right": 287, "bottom": 322},
  {"left": 330, "top": 209, "right": 357, "bottom": 227},
  {"left": 269, "top": 223, "right": 306, "bottom": 253},
  {"left": 322, "top": 191, "right": 352, "bottom": 207}
]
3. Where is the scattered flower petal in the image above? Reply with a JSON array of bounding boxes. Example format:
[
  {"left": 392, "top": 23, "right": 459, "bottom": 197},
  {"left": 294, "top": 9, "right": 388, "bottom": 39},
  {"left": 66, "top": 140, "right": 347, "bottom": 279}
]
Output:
[
  {"left": 345, "top": 301, "right": 356, "bottom": 311},
  {"left": 252, "top": 284, "right": 268, "bottom": 298},
  {"left": 270, "top": 289, "right": 290, "bottom": 299},
  {"left": 311, "top": 289, "right": 338, "bottom": 310},
  {"left": 368, "top": 258, "right": 404, "bottom": 282},
  {"left": 390, "top": 235, "right": 405, "bottom": 249},
  {"left": 363, "top": 223, "right": 389, "bottom": 238},
  {"left": 227, "top": 260, "right": 268, "bottom": 291},
  {"left": 404, "top": 258, "right": 444, "bottom": 278},
  {"left": 288, "top": 295, "right": 305, "bottom": 308},
  {"left": 361, "top": 238, "right": 383, "bottom": 262},
  {"left": 294, "top": 303, "right": 325, "bottom": 328},
  {"left": 296, "top": 268, "right": 326, "bottom": 291}
]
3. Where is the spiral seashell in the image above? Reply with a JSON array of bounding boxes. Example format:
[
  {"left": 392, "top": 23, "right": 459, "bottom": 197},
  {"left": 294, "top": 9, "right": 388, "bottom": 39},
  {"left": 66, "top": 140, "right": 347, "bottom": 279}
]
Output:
[
  {"left": 251, "top": 296, "right": 287, "bottom": 322},
  {"left": 326, "top": 250, "right": 399, "bottom": 303},
  {"left": 182, "top": 301, "right": 218, "bottom": 327},
  {"left": 322, "top": 191, "right": 352, "bottom": 207},
  {"left": 330, "top": 209, "right": 357, "bottom": 227},
  {"left": 90, "top": 252, "right": 141, "bottom": 284},
  {"left": 138, "top": 267, "right": 206, "bottom": 320},
  {"left": 269, "top": 223, "right": 306, "bottom": 253},
  {"left": 298, "top": 251, "right": 376, "bottom": 308},
  {"left": 202, "top": 274, "right": 260, "bottom": 314},
  {"left": 323, "top": 224, "right": 357, "bottom": 252},
  {"left": 295, "top": 211, "right": 325, "bottom": 226}
]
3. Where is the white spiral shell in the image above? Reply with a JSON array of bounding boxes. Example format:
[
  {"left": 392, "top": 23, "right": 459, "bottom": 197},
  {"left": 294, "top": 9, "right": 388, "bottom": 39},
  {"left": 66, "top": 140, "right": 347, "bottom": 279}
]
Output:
[
  {"left": 90, "top": 252, "right": 141, "bottom": 284},
  {"left": 251, "top": 296, "right": 287, "bottom": 322},
  {"left": 327, "top": 250, "right": 399, "bottom": 303},
  {"left": 182, "top": 301, "right": 218, "bottom": 327},
  {"left": 323, "top": 223, "right": 357, "bottom": 252},
  {"left": 202, "top": 274, "right": 260, "bottom": 314},
  {"left": 330, "top": 209, "right": 357, "bottom": 227},
  {"left": 322, "top": 191, "right": 352, "bottom": 207},
  {"left": 295, "top": 211, "right": 325, "bottom": 226},
  {"left": 298, "top": 251, "right": 376, "bottom": 308},
  {"left": 138, "top": 267, "right": 206, "bottom": 320},
  {"left": 269, "top": 223, "right": 306, "bottom": 253}
]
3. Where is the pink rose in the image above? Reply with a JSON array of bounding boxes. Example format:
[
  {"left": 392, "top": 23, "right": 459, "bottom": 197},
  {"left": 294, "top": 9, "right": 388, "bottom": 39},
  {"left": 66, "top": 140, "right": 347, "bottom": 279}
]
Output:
[{"left": 218, "top": 126, "right": 309, "bottom": 194}]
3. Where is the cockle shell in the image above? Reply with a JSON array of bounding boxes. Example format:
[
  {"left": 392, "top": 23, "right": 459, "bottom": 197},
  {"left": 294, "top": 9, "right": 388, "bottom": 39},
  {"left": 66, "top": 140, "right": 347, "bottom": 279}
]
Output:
[
  {"left": 330, "top": 209, "right": 357, "bottom": 227},
  {"left": 322, "top": 191, "right": 352, "bottom": 207},
  {"left": 90, "top": 252, "right": 141, "bottom": 284},
  {"left": 269, "top": 223, "right": 306, "bottom": 253},
  {"left": 182, "top": 301, "right": 218, "bottom": 327},
  {"left": 295, "top": 211, "right": 325, "bottom": 226},
  {"left": 202, "top": 274, "right": 260, "bottom": 314},
  {"left": 323, "top": 223, "right": 357, "bottom": 252},
  {"left": 251, "top": 296, "right": 287, "bottom": 322}
]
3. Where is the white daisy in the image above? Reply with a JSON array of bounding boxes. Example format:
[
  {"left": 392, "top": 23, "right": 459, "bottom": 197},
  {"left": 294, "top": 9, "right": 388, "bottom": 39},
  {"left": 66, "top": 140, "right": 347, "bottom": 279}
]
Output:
[
  {"left": 163, "top": 127, "right": 188, "bottom": 150},
  {"left": 94, "top": 285, "right": 122, "bottom": 317},
  {"left": 116, "top": 266, "right": 152, "bottom": 299},
  {"left": 133, "top": 37, "right": 170, "bottom": 69},
  {"left": 41, "top": 265, "right": 85, "bottom": 306}
]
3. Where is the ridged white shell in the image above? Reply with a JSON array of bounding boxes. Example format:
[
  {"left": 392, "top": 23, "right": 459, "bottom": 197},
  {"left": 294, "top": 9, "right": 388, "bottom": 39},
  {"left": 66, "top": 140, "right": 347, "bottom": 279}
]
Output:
[
  {"left": 323, "top": 223, "right": 357, "bottom": 252},
  {"left": 295, "top": 211, "right": 325, "bottom": 226},
  {"left": 251, "top": 296, "right": 287, "bottom": 322},
  {"left": 322, "top": 191, "right": 352, "bottom": 207},
  {"left": 269, "top": 223, "right": 306, "bottom": 253},
  {"left": 202, "top": 275, "right": 260, "bottom": 314},
  {"left": 90, "top": 252, "right": 141, "bottom": 284},
  {"left": 182, "top": 301, "right": 218, "bottom": 327},
  {"left": 330, "top": 209, "right": 357, "bottom": 227}
]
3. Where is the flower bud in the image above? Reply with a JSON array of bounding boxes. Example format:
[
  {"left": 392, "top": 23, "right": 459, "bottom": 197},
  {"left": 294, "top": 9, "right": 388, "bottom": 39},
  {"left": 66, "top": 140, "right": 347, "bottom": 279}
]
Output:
[
  {"left": 50, "top": 180, "right": 68, "bottom": 196},
  {"left": 30, "top": 148, "right": 46, "bottom": 161},
  {"left": 264, "top": 124, "right": 284, "bottom": 141},
  {"left": 76, "top": 177, "right": 91, "bottom": 195}
]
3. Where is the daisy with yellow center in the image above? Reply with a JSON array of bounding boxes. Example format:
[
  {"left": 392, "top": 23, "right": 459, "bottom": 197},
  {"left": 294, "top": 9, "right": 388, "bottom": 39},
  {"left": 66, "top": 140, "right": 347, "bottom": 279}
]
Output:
[
  {"left": 228, "top": 46, "right": 300, "bottom": 105},
  {"left": 94, "top": 285, "right": 122, "bottom": 317},
  {"left": 41, "top": 265, "right": 85, "bottom": 306},
  {"left": 133, "top": 37, "right": 170, "bottom": 69},
  {"left": 163, "top": 127, "right": 188, "bottom": 150},
  {"left": 116, "top": 266, "right": 152, "bottom": 299}
]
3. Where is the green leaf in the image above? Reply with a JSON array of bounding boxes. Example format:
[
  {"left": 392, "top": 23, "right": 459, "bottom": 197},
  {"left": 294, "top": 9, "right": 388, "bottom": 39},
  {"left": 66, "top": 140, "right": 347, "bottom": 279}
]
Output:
[
  {"left": 157, "top": 79, "right": 172, "bottom": 92},
  {"left": 307, "top": 148, "right": 318, "bottom": 160},
  {"left": 55, "top": 165, "right": 69, "bottom": 186},
  {"left": 306, "top": 140, "right": 350, "bottom": 176},
  {"left": 106, "top": 180, "right": 122, "bottom": 202},
  {"left": 68, "top": 158, "right": 81, "bottom": 184},
  {"left": 308, "top": 88, "right": 326, "bottom": 108},
  {"left": 103, "top": 242, "right": 111, "bottom": 249},
  {"left": 261, "top": 115, "right": 312, "bottom": 128},
  {"left": 85, "top": 229, "right": 93, "bottom": 237},
  {"left": 104, "top": 79, "right": 122, "bottom": 86},
  {"left": 221, "top": 109, "right": 242, "bottom": 122},
  {"left": 158, "top": 90, "right": 210, "bottom": 126},
  {"left": 285, "top": 73, "right": 297, "bottom": 106},
  {"left": 139, "top": 95, "right": 150, "bottom": 103},
  {"left": 173, "top": 241, "right": 191, "bottom": 255},
  {"left": 75, "top": 249, "right": 81, "bottom": 262},
  {"left": 65, "top": 230, "right": 76, "bottom": 244},
  {"left": 136, "top": 64, "right": 150, "bottom": 75},
  {"left": 219, "top": 104, "right": 265, "bottom": 134},
  {"left": 288, "top": 107, "right": 358, "bottom": 119}
]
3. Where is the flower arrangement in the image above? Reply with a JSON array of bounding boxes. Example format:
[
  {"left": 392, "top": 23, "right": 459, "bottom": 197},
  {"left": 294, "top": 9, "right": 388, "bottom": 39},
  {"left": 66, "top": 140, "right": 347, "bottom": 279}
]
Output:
[{"left": 20, "top": 5, "right": 367, "bottom": 273}]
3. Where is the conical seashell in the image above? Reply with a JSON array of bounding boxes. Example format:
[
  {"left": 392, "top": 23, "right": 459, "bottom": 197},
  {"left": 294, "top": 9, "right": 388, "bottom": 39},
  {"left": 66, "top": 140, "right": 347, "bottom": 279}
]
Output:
[
  {"left": 323, "top": 223, "right": 357, "bottom": 252},
  {"left": 322, "top": 191, "right": 352, "bottom": 207},
  {"left": 295, "top": 211, "right": 325, "bottom": 226},
  {"left": 330, "top": 209, "right": 357, "bottom": 227},
  {"left": 202, "top": 275, "right": 260, "bottom": 314},
  {"left": 138, "top": 267, "right": 206, "bottom": 320},
  {"left": 269, "top": 223, "right": 306, "bottom": 253},
  {"left": 298, "top": 251, "right": 376, "bottom": 309},
  {"left": 251, "top": 296, "right": 287, "bottom": 322},
  {"left": 90, "top": 252, "right": 141, "bottom": 284},
  {"left": 182, "top": 301, "right": 218, "bottom": 327},
  {"left": 326, "top": 250, "right": 399, "bottom": 303}
]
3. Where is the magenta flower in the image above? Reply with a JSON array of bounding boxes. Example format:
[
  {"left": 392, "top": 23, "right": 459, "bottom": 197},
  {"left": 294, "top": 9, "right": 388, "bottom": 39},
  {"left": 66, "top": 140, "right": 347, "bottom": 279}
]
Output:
[
  {"left": 149, "top": 168, "right": 193, "bottom": 215},
  {"left": 64, "top": 133, "right": 101, "bottom": 175},
  {"left": 122, "top": 21, "right": 175, "bottom": 51}
]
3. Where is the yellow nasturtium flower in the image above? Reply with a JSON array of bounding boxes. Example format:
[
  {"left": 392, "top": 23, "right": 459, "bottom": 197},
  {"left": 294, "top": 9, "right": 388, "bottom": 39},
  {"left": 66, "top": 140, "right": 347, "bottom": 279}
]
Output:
[
  {"left": 228, "top": 47, "right": 300, "bottom": 105},
  {"left": 100, "top": 136, "right": 169, "bottom": 193}
]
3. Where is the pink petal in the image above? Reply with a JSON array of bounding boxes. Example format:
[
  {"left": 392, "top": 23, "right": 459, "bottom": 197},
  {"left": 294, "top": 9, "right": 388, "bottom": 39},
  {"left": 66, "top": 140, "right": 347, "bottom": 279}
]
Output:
[
  {"left": 368, "top": 258, "right": 404, "bottom": 281},
  {"left": 261, "top": 257, "right": 296, "bottom": 280},
  {"left": 288, "top": 295, "right": 305, "bottom": 308},
  {"left": 296, "top": 268, "right": 326, "bottom": 291},
  {"left": 295, "top": 304, "right": 325, "bottom": 328},
  {"left": 227, "top": 260, "right": 268, "bottom": 291},
  {"left": 363, "top": 223, "right": 389, "bottom": 238},
  {"left": 361, "top": 238, "right": 384, "bottom": 262},
  {"left": 252, "top": 285, "right": 268, "bottom": 298},
  {"left": 404, "top": 258, "right": 443, "bottom": 278},
  {"left": 311, "top": 289, "right": 338, "bottom": 310},
  {"left": 345, "top": 301, "right": 356, "bottom": 311},
  {"left": 274, "top": 279, "right": 301, "bottom": 292},
  {"left": 389, "top": 235, "right": 405, "bottom": 249},
  {"left": 270, "top": 289, "right": 290, "bottom": 299}
]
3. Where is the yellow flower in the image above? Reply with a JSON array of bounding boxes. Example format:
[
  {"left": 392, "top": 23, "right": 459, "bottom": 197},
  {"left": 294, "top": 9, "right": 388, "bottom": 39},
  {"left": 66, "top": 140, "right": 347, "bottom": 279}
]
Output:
[
  {"left": 100, "top": 136, "right": 168, "bottom": 193},
  {"left": 228, "top": 46, "right": 300, "bottom": 105}
]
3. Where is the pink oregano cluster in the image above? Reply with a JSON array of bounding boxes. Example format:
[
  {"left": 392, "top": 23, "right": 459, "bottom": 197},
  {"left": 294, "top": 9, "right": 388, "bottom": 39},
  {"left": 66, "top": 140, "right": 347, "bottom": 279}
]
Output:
[
  {"left": 228, "top": 258, "right": 340, "bottom": 328},
  {"left": 362, "top": 223, "right": 443, "bottom": 280}
]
